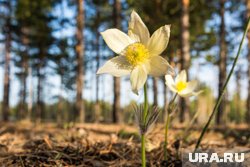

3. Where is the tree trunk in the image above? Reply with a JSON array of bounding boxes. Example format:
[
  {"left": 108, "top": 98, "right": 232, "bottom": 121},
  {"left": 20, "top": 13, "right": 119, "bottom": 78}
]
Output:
[
  {"left": 95, "top": 50, "right": 101, "bottom": 123},
  {"left": 2, "top": 1, "right": 11, "bottom": 122},
  {"left": 113, "top": 78, "right": 121, "bottom": 123},
  {"left": 235, "top": 68, "right": 241, "bottom": 123},
  {"left": 94, "top": 7, "right": 101, "bottom": 123},
  {"left": 76, "top": 0, "right": 85, "bottom": 123},
  {"left": 153, "top": 78, "right": 158, "bottom": 106},
  {"left": 19, "top": 59, "right": 28, "bottom": 120},
  {"left": 179, "top": 0, "right": 190, "bottom": 123},
  {"left": 112, "top": 0, "right": 121, "bottom": 123},
  {"left": 57, "top": 1, "right": 65, "bottom": 126},
  {"left": 216, "top": 0, "right": 227, "bottom": 125},
  {"left": 246, "top": 0, "right": 250, "bottom": 124},
  {"left": 36, "top": 67, "right": 42, "bottom": 123},
  {"left": 20, "top": 28, "right": 29, "bottom": 120},
  {"left": 28, "top": 67, "right": 33, "bottom": 121},
  {"left": 57, "top": 77, "right": 63, "bottom": 126}
]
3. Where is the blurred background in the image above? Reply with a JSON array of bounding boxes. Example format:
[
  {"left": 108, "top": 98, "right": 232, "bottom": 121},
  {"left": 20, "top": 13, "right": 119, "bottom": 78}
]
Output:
[{"left": 0, "top": 0, "right": 249, "bottom": 126}]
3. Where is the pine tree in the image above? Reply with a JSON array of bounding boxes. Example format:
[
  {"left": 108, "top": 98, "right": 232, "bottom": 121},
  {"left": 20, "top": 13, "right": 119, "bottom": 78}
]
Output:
[
  {"left": 19, "top": 0, "right": 55, "bottom": 122},
  {"left": 94, "top": 7, "right": 101, "bottom": 123},
  {"left": 75, "top": 0, "right": 85, "bottom": 123},
  {"left": 180, "top": 0, "right": 190, "bottom": 123},
  {"left": 15, "top": 0, "right": 31, "bottom": 120},
  {"left": 49, "top": 0, "right": 75, "bottom": 123},
  {"left": 0, "top": 0, "right": 13, "bottom": 121},
  {"left": 216, "top": 0, "right": 227, "bottom": 125},
  {"left": 112, "top": 0, "right": 121, "bottom": 123}
]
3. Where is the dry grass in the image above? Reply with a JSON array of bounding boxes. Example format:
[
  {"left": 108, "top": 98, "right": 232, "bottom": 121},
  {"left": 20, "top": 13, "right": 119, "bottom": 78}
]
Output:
[{"left": 0, "top": 121, "right": 249, "bottom": 166}]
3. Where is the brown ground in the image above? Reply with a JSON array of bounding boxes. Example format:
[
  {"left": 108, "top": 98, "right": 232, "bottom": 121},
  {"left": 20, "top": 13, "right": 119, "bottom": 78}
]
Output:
[{"left": 0, "top": 121, "right": 249, "bottom": 166}]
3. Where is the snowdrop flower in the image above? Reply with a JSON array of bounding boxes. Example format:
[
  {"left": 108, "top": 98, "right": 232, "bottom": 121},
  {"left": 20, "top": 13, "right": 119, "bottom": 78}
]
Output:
[
  {"left": 97, "top": 11, "right": 174, "bottom": 94},
  {"left": 165, "top": 70, "right": 201, "bottom": 97}
]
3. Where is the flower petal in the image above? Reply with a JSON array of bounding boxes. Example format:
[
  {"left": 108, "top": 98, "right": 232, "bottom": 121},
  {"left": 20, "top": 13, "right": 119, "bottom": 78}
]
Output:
[
  {"left": 186, "top": 80, "right": 198, "bottom": 92},
  {"left": 128, "top": 11, "right": 150, "bottom": 45},
  {"left": 147, "top": 25, "right": 170, "bottom": 55},
  {"left": 178, "top": 92, "right": 193, "bottom": 97},
  {"left": 179, "top": 80, "right": 198, "bottom": 97},
  {"left": 176, "top": 70, "right": 187, "bottom": 83},
  {"left": 146, "top": 56, "right": 174, "bottom": 77},
  {"left": 165, "top": 75, "right": 177, "bottom": 93},
  {"left": 101, "top": 29, "right": 134, "bottom": 54},
  {"left": 193, "top": 90, "right": 203, "bottom": 96},
  {"left": 97, "top": 56, "right": 131, "bottom": 77},
  {"left": 130, "top": 65, "right": 147, "bottom": 94},
  {"left": 179, "top": 91, "right": 202, "bottom": 97}
]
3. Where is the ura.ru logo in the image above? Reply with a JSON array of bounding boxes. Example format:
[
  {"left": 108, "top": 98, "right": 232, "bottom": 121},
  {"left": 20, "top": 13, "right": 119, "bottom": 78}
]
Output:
[{"left": 189, "top": 153, "right": 244, "bottom": 163}]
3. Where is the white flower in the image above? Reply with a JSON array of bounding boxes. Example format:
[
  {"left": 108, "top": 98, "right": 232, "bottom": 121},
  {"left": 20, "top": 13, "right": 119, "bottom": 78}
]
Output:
[
  {"left": 165, "top": 70, "right": 201, "bottom": 97},
  {"left": 97, "top": 11, "right": 174, "bottom": 94}
]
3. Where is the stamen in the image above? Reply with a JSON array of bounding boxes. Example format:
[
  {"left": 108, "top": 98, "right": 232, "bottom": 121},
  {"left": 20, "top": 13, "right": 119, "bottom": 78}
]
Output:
[
  {"left": 125, "top": 43, "right": 149, "bottom": 66},
  {"left": 176, "top": 81, "right": 187, "bottom": 92}
]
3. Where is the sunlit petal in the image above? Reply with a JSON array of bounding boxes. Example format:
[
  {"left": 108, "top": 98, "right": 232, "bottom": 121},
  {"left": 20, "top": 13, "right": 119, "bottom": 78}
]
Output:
[
  {"left": 147, "top": 25, "right": 170, "bottom": 55},
  {"left": 130, "top": 65, "right": 147, "bottom": 94},
  {"left": 97, "top": 56, "right": 131, "bottom": 77},
  {"left": 165, "top": 75, "right": 177, "bottom": 93},
  {"left": 147, "top": 56, "right": 174, "bottom": 77},
  {"left": 178, "top": 92, "right": 193, "bottom": 97},
  {"left": 184, "top": 80, "right": 198, "bottom": 92},
  {"left": 179, "top": 90, "right": 202, "bottom": 97},
  {"left": 179, "top": 80, "right": 198, "bottom": 97},
  {"left": 192, "top": 90, "right": 203, "bottom": 96},
  {"left": 101, "top": 29, "right": 134, "bottom": 54},
  {"left": 176, "top": 70, "right": 187, "bottom": 83},
  {"left": 128, "top": 11, "right": 150, "bottom": 45}
]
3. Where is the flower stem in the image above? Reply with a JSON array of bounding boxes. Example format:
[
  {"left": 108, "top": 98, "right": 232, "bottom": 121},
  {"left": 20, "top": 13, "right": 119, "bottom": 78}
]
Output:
[
  {"left": 141, "top": 134, "right": 146, "bottom": 167},
  {"left": 164, "top": 93, "right": 177, "bottom": 161},
  {"left": 141, "top": 83, "right": 148, "bottom": 167},
  {"left": 164, "top": 112, "right": 171, "bottom": 160},
  {"left": 194, "top": 17, "right": 250, "bottom": 151},
  {"left": 143, "top": 84, "right": 148, "bottom": 122}
]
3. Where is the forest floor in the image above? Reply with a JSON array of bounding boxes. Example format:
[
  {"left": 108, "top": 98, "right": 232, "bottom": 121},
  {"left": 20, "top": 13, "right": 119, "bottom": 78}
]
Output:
[{"left": 0, "top": 121, "right": 249, "bottom": 166}]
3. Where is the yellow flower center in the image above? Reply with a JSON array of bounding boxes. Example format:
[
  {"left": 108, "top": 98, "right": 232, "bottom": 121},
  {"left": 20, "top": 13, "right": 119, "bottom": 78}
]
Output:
[
  {"left": 176, "top": 81, "right": 187, "bottom": 92},
  {"left": 125, "top": 43, "right": 149, "bottom": 66}
]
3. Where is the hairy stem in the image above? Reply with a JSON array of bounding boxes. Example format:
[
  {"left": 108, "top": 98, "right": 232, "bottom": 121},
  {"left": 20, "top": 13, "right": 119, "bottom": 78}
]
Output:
[
  {"left": 143, "top": 84, "right": 148, "bottom": 122},
  {"left": 141, "top": 83, "right": 148, "bottom": 167},
  {"left": 164, "top": 112, "right": 171, "bottom": 160},
  {"left": 164, "top": 93, "right": 177, "bottom": 161},
  {"left": 141, "top": 134, "right": 146, "bottom": 167}
]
